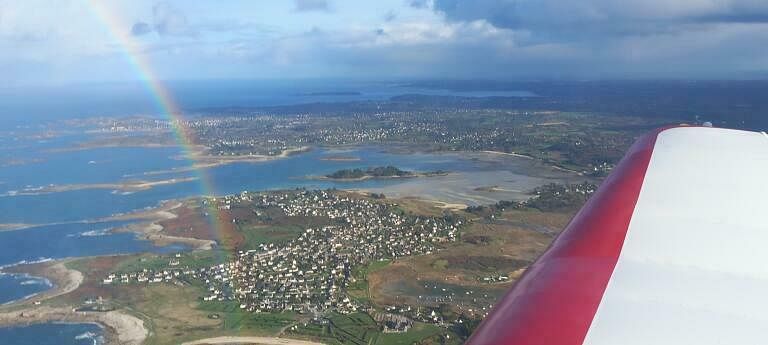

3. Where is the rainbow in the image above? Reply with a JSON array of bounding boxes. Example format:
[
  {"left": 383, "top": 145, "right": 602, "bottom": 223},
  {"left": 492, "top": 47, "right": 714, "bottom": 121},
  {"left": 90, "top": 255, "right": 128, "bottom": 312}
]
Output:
[{"left": 86, "top": 0, "right": 228, "bottom": 248}]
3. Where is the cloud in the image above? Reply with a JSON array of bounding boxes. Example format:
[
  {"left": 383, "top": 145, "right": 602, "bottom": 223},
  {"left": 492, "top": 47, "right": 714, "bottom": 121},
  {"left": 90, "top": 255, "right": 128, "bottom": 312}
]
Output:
[
  {"left": 131, "top": 22, "right": 153, "bottom": 36},
  {"left": 408, "top": 0, "right": 430, "bottom": 9},
  {"left": 432, "top": 0, "right": 768, "bottom": 41},
  {"left": 3, "top": 0, "right": 768, "bottom": 84},
  {"left": 294, "top": 0, "right": 330, "bottom": 12},
  {"left": 241, "top": 9, "right": 768, "bottom": 80},
  {"left": 384, "top": 10, "right": 397, "bottom": 22},
  {"left": 152, "top": 2, "right": 196, "bottom": 36}
]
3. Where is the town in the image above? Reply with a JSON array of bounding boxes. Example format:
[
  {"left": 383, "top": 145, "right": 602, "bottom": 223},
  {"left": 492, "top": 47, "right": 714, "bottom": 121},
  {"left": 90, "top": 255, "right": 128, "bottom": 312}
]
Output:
[
  {"left": 104, "top": 190, "right": 464, "bottom": 317},
  {"left": 70, "top": 105, "right": 665, "bottom": 175}
]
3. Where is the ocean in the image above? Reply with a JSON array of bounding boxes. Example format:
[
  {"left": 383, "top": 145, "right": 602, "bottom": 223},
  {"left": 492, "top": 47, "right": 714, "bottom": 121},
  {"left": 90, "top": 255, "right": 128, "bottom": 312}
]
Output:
[
  {"left": 0, "top": 79, "right": 533, "bottom": 127},
  {"left": 0, "top": 323, "right": 104, "bottom": 345}
]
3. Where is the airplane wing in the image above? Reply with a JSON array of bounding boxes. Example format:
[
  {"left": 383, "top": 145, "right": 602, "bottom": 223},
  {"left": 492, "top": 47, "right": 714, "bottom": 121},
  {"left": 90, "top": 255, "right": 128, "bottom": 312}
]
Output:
[{"left": 467, "top": 126, "right": 768, "bottom": 345}]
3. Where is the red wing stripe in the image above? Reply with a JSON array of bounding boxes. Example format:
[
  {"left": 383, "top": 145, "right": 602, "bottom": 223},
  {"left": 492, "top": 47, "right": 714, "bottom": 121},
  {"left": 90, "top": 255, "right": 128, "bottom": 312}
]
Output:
[{"left": 466, "top": 128, "right": 664, "bottom": 345}]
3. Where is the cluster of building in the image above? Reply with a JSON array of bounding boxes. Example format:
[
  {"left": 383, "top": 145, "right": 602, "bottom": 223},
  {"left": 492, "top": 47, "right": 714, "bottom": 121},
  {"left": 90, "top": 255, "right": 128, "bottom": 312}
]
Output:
[
  {"left": 87, "top": 110, "right": 536, "bottom": 156},
  {"left": 372, "top": 312, "right": 413, "bottom": 333},
  {"left": 86, "top": 110, "right": 625, "bottom": 175},
  {"left": 106, "top": 190, "right": 463, "bottom": 316},
  {"left": 102, "top": 255, "right": 185, "bottom": 285}
]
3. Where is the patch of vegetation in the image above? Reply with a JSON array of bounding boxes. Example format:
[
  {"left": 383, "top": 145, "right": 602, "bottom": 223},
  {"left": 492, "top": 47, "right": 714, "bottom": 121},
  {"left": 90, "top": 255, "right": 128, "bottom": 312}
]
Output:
[
  {"left": 328, "top": 312, "right": 381, "bottom": 344},
  {"left": 288, "top": 312, "right": 455, "bottom": 345},
  {"left": 465, "top": 200, "right": 518, "bottom": 218},
  {"left": 109, "top": 250, "right": 230, "bottom": 274},
  {"left": 235, "top": 224, "right": 306, "bottom": 249},
  {"left": 444, "top": 256, "right": 529, "bottom": 273},
  {"left": 288, "top": 312, "right": 378, "bottom": 345},
  {"left": 524, "top": 182, "right": 597, "bottom": 211},
  {"left": 348, "top": 260, "right": 391, "bottom": 304},
  {"left": 197, "top": 301, "right": 296, "bottom": 333},
  {"left": 326, "top": 166, "right": 413, "bottom": 179},
  {"left": 430, "top": 259, "right": 448, "bottom": 270},
  {"left": 466, "top": 182, "right": 597, "bottom": 215},
  {"left": 377, "top": 323, "right": 454, "bottom": 345},
  {"left": 369, "top": 192, "right": 386, "bottom": 199},
  {"left": 450, "top": 316, "right": 483, "bottom": 341}
]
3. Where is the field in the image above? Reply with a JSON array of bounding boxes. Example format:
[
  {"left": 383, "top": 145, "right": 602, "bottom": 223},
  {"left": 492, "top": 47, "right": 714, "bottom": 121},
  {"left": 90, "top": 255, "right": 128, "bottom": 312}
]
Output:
[
  {"left": 368, "top": 207, "right": 575, "bottom": 317},
  {"left": 113, "top": 250, "right": 231, "bottom": 273},
  {"left": 347, "top": 259, "right": 391, "bottom": 304},
  {"left": 286, "top": 312, "right": 461, "bottom": 345}
]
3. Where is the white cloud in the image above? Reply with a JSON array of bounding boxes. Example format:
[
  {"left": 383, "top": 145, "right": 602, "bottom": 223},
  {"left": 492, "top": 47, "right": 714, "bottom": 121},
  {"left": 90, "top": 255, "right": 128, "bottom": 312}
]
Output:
[{"left": 1, "top": 0, "right": 768, "bottom": 84}]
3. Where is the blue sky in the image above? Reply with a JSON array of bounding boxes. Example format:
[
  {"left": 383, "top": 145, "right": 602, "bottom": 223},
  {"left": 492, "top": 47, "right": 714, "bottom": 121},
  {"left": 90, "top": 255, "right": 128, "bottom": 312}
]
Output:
[{"left": 2, "top": 0, "right": 768, "bottom": 85}]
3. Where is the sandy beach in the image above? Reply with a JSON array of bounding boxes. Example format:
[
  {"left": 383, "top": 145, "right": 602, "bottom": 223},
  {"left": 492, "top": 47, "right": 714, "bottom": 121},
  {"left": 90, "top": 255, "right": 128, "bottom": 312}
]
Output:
[
  {"left": 110, "top": 200, "right": 216, "bottom": 250},
  {"left": 306, "top": 172, "right": 446, "bottom": 182},
  {"left": 0, "top": 306, "right": 147, "bottom": 345},
  {"left": 481, "top": 150, "right": 584, "bottom": 175},
  {"left": 481, "top": 150, "right": 535, "bottom": 159},
  {"left": 1, "top": 261, "right": 82, "bottom": 308},
  {"left": 318, "top": 155, "right": 361, "bottom": 162},
  {"left": 1, "top": 177, "right": 199, "bottom": 197},
  {"left": 188, "top": 146, "right": 312, "bottom": 168},
  {"left": 0, "top": 223, "right": 36, "bottom": 231},
  {"left": 0, "top": 198, "right": 216, "bottom": 250},
  {"left": 0, "top": 260, "right": 148, "bottom": 345}
]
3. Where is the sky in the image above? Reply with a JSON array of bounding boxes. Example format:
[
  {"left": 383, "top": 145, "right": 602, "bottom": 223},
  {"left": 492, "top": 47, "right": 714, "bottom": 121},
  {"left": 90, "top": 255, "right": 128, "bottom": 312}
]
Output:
[{"left": 2, "top": 0, "right": 768, "bottom": 85}]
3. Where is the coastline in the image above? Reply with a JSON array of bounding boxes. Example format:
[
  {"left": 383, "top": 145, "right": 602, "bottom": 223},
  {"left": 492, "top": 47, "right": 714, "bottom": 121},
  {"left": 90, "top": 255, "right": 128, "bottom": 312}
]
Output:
[
  {"left": 480, "top": 150, "right": 535, "bottom": 160},
  {"left": 480, "top": 150, "right": 584, "bottom": 175},
  {"left": 1, "top": 198, "right": 215, "bottom": 249},
  {"left": 307, "top": 171, "right": 450, "bottom": 182},
  {"left": 0, "top": 260, "right": 148, "bottom": 345},
  {"left": 1, "top": 261, "right": 82, "bottom": 308},
  {"left": 0, "top": 220, "right": 93, "bottom": 233},
  {"left": 0, "top": 305, "right": 147, "bottom": 345},
  {"left": 1, "top": 177, "right": 199, "bottom": 197},
  {"left": 318, "top": 155, "right": 361, "bottom": 162},
  {"left": 0, "top": 223, "right": 38, "bottom": 232},
  {"left": 184, "top": 145, "right": 312, "bottom": 169},
  {"left": 109, "top": 200, "right": 216, "bottom": 251}
]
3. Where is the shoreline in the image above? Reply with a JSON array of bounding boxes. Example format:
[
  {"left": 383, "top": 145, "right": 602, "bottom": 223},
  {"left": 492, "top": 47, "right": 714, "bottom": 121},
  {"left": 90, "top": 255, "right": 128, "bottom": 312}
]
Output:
[
  {"left": 0, "top": 198, "right": 216, "bottom": 251},
  {"left": 184, "top": 145, "right": 312, "bottom": 169},
  {"left": 318, "top": 155, "right": 361, "bottom": 162},
  {"left": 0, "top": 305, "right": 147, "bottom": 345},
  {"left": 109, "top": 200, "right": 216, "bottom": 251},
  {"left": 0, "top": 260, "right": 148, "bottom": 345},
  {"left": 0, "top": 220, "right": 93, "bottom": 233},
  {"left": 0, "top": 177, "right": 199, "bottom": 197},
  {"left": 480, "top": 150, "right": 535, "bottom": 160},
  {"left": 308, "top": 171, "right": 450, "bottom": 182},
  {"left": 480, "top": 150, "right": 585, "bottom": 175},
  {"left": 1, "top": 260, "right": 82, "bottom": 308}
]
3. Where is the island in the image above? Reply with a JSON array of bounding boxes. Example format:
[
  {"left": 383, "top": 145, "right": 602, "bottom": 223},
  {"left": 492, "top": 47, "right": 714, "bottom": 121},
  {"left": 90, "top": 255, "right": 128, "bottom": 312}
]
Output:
[
  {"left": 318, "top": 155, "right": 361, "bottom": 162},
  {"left": 321, "top": 166, "right": 448, "bottom": 181}
]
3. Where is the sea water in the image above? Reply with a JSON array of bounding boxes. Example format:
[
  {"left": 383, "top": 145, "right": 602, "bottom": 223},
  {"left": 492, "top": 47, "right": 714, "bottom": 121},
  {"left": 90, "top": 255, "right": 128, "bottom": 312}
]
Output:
[{"left": 0, "top": 323, "right": 104, "bottom": 345}]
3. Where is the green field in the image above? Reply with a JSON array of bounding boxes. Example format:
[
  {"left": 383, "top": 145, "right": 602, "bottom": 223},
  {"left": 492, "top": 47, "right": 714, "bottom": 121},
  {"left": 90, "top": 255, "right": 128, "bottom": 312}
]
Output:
[
  {"left": 347, "top": 260, "right": 391, "bottom": 304},
  {"left": 235, "top": 224, "right": 306, "bottom": 249},
  {"left": 112, "top": 249, "right": 231, "bottom": 273},
  {"left": 197, "top": 301, "right": 297, "bottom": 333},
  {"left": 287, "top": 312, "right": 377, "bottom": 345},
  {"left": 288, "top": 312, "right": 459, "bottom": 345}
]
